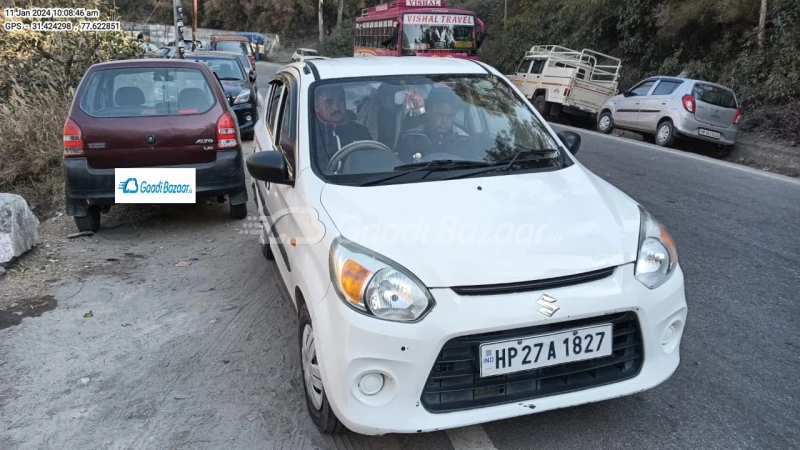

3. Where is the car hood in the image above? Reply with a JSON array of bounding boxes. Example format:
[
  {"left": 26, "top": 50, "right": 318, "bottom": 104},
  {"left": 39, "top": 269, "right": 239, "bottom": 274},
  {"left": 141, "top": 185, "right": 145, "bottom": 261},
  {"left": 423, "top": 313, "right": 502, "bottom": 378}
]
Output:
[
  {"left": 320, "top": 165, "right": 642, "bottom": 288},
  {"left": 220, "top": 80, "right": 248, "bottom": 95}
]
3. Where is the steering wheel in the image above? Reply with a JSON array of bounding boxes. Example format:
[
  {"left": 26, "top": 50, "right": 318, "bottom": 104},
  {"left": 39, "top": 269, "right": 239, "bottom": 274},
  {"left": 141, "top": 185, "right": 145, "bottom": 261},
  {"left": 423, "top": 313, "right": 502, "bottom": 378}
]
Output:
[{"left": 326, "top": 140, "right": 394, "bottom": 172}]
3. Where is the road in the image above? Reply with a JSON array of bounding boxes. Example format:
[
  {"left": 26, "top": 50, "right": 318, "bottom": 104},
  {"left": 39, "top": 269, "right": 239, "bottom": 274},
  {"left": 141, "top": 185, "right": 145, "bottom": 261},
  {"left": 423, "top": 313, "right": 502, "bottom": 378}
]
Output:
[{"left": 1, "top": 61, "right": 798, "bottom": 450}]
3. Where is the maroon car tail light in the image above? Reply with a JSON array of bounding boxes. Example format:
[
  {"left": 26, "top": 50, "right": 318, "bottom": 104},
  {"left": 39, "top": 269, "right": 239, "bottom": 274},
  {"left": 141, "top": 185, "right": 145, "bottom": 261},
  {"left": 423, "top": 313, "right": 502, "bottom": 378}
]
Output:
[
  {"left": 682, "top": 94, "right": 696, "bottom": 113},
  {"left": 217, "top": 112, "right": 238, "bottom": 149},
  {"left": 63, "top": 118, "right": 84, "bottom": 157},
  {"left": 733, "top": 109, "right": 742, "bottom": 124}
]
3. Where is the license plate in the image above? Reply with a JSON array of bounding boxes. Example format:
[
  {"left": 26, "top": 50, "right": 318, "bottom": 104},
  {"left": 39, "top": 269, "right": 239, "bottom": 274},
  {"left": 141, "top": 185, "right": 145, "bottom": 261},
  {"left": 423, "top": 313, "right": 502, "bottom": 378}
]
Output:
[
  {"left": 699, "top": 129, "right": 721, "bottom": 139},
  {"left": 479, "top": 324, "right": 613, "bottom": 377}
]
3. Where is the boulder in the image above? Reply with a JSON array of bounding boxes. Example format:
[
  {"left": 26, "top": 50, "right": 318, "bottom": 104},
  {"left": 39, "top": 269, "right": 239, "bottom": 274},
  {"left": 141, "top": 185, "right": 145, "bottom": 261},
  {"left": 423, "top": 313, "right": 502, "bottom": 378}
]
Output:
[{"left": 0, "top": 193, "right": 40, "bottom": 264}]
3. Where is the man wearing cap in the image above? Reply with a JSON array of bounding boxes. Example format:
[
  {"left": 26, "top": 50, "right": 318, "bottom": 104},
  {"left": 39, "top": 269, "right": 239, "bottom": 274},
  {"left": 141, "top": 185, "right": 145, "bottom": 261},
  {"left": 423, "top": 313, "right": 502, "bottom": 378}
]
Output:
[
  {"left": 314, "top": 85, "right": 373, "bottom": 170},
  {"left": 394, "top": 87, "right": 470, "bottom": 163}
]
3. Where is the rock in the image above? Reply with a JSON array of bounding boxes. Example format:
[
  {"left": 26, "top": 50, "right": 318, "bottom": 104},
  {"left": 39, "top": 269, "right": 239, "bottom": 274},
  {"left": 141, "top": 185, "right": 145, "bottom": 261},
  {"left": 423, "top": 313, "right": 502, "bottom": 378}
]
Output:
[
  {"left": 0, "top": 193, "right": 40, "bottom": 264},
  {"left": 0, "top": 266, "right": 5, "bottom": 277}
]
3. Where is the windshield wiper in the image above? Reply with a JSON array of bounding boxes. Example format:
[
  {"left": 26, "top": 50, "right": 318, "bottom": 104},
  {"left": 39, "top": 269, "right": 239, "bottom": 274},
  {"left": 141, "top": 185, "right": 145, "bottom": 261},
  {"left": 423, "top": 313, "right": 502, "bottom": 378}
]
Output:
[
  {"left": 359, "top": 159, "right": 492, "bottom": 186},
  {"left": 442, "top": 148, "right": 561, "bottom": 181}
]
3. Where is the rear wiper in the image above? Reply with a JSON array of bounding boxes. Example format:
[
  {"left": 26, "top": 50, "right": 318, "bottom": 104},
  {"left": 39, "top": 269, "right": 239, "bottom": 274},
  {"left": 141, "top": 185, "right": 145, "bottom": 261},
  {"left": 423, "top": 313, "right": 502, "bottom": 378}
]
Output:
[
  {"left": 443, "top": 148, "right": 561, "bottom": 181},
  {"left": 359, "top": 159, "right": 492, "bottom": 186}
]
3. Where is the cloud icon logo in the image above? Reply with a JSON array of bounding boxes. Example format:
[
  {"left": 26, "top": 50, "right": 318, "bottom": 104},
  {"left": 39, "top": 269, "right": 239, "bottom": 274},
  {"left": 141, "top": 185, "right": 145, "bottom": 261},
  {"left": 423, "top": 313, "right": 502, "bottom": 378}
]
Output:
[{"left": 118, "top": 178, "right": 139, "bottom": 193}]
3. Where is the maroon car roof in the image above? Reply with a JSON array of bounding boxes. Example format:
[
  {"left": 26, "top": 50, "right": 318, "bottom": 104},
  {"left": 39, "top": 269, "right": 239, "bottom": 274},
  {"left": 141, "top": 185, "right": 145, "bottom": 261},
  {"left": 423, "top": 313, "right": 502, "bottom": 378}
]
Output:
[{"left": 87, "top": 59, "right": 212, "bottom": 71}]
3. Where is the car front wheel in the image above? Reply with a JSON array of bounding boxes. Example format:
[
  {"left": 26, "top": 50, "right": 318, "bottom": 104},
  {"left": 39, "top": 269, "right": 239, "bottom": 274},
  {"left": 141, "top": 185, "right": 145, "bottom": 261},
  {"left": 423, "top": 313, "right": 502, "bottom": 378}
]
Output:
[
  {"left": 74, "top": 206, "right": 101, "bottom": 233},
  {"left": 597, "top": 111, "right": 614, "bottom": 134},
  {"left": 299, "top": 304, "right": 345, "bottom": 434}
]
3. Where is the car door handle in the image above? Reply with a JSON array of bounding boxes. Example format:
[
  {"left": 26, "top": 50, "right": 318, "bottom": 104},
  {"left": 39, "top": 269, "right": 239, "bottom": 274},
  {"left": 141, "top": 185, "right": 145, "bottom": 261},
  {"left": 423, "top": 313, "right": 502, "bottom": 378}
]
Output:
[
  {"left": 635, "top": 101, "right": 641, "bottom": 104},
  {"left": 661, "top": 101, "right": 668, "bottom": 105}
]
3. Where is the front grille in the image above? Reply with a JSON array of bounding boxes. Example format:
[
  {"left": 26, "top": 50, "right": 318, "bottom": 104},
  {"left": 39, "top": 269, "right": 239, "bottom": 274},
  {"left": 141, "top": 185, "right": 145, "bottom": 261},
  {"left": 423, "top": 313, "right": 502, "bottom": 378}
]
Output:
[
  {"left": 451, "top": 267, "right": 616, "bottom": 296},
  {"left": 421, "top": 312, "right": 643, "bottom": 413}
]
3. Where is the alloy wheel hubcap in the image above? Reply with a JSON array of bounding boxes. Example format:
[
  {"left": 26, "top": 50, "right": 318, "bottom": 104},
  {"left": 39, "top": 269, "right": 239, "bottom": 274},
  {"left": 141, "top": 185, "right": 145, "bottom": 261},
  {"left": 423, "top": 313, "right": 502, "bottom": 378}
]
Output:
[
  {"left": 302, "top": 324, "right": 324, "bottom": 410},
  {"left": 658, "top": 125, "right": 670, "bottom": 143},
  {"left": 599, "top": 116, "right": 610, "bottom": 130}
]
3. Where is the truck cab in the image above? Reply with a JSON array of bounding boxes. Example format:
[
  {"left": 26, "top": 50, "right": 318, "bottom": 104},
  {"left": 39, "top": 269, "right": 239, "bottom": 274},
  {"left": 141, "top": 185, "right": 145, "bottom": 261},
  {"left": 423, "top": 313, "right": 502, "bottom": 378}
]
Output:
[{"left": 508, "top": 45, "right": 621, "bottom": 120}]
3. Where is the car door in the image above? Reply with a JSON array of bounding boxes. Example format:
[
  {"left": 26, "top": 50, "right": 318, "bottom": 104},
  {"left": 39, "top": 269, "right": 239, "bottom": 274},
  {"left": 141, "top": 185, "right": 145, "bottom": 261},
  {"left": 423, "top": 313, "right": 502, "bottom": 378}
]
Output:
[
  {"left": 510, "top": 58, "right": 533, "bottom": 95},
  {"left": 636, "top": 79, "right": 683, "bottom": 132},
  {"left": 614, "top": 78, "right": 657, "bottom": 128},
  {"left": 260, "top": 75, "right": 301, "bottom": 284}
]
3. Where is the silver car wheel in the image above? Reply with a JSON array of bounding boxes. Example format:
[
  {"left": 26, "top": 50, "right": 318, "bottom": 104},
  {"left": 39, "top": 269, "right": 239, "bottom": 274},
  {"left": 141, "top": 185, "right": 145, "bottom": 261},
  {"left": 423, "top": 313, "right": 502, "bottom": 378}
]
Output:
[
  {"left": 302, "top": 324, "right": 324, "bottom": 410},
  {"left": 657, "top": 124, "right": 671, "bottom": 143},
  {"left": 599, "top": 115, "right": 611, "bottom": 131}
]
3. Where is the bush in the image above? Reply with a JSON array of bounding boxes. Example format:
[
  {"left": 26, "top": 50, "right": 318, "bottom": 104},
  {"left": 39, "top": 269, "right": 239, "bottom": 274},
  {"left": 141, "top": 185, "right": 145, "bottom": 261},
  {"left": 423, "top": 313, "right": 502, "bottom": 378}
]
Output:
[
  {"left": 0, "top": 0, "right": 139, "bottom": 216},
  {"left": 322, "top": 20, "right": 354, "bottom": 58}
]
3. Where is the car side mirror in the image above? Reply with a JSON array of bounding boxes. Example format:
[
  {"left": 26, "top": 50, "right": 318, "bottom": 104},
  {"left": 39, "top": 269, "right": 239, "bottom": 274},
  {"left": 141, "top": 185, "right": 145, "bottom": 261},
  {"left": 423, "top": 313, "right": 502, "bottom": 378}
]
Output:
[
  {"left": 247, "top": 151, "right": 293, "bottom": 185},
  {"left": 557, "top": 131, "right": 581, "bottom": 155},
  {"left": 622, "top": 89, "right": 632, "bottom": 97}
]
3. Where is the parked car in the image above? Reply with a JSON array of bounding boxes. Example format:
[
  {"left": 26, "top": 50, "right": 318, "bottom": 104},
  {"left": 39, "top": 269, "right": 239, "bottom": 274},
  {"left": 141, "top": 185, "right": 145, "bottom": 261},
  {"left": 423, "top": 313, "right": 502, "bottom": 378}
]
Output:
[
  {"left": 62, "top": 59, "right": 249, "bottom": 232},
  {"left": 156, "top": 46, "right": 200, "bottom": 58},
  {"left": 597, "top": 76, "right": 742, "bottom": 150},
  {"left": 291, "top": 48, "right": 324, "bottom": 62},
  {"left": 246, "top": 57, "right": 687, "bottom": 435},
  {"left": 210, "top": 35, "right": 256, "bottom": 70},
  {"left": 185, "top": 52, "right": 259, "bottom": 140}
]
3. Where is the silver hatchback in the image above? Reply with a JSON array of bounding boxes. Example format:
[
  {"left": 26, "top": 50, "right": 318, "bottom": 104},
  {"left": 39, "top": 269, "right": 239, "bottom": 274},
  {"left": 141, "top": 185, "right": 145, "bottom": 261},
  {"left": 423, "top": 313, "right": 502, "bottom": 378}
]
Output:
[{"left": 597, "top": 76, "right": 741, "bottom": 148}]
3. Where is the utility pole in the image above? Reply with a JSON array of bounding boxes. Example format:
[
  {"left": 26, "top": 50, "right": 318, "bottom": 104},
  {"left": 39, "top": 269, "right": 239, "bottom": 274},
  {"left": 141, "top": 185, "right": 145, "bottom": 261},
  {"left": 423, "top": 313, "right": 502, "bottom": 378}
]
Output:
[
  {"left": 192, "top": 0, "right": 198, "bottom": 51},
  {"left": 504, "top": 0, "right": 507, "bottom": 29},
  {"left": 173, "top": 0, "right": 186, "bottom": 58}
]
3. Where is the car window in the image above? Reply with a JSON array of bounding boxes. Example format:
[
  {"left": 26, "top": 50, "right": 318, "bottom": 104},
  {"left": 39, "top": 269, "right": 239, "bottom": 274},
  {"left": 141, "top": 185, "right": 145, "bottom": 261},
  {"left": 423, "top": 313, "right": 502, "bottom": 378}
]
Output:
[
  {"left": 652, "top": 80, "right": 682, "bottom": 96},
  {"left": 79, "top": 67, "right": 215, "bottom": 117},
  {"left": 276, "top": 81, "right": 297, "bottom": 172},
  {"left": 516, "top": 58, "right": 533, "bottom": 74},
  {"left": 309, "top": 75, "right": 565, "bottom": 185},
  {"left": 530, "top": 59, "right": 547, "bottom": 75},
  {"left": 692, "top": 83, "right": 738, "bottom": 109},
  {"left": 187, "top": 57, "right": 244, "bottom": 80},
  {"left": 266, "top": 81, "right": 284, "bottom": 136},
  {"left": 630, "top": 80, "right": 656, "bottom": 96}
]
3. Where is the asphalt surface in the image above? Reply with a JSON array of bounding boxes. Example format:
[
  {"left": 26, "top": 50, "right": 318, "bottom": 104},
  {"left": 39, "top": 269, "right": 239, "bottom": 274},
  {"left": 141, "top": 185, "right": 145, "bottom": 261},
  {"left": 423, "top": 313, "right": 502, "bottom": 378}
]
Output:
[{"left": 254, "top": 61, "right": 800, "bottom": 450}]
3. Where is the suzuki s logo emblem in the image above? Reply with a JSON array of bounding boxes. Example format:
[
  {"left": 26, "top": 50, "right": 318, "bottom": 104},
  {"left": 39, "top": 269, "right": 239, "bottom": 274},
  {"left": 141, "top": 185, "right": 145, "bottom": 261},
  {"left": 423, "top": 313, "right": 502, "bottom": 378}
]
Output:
[{"left": 536, "top": 294, "right": 559, "bottom": 317}]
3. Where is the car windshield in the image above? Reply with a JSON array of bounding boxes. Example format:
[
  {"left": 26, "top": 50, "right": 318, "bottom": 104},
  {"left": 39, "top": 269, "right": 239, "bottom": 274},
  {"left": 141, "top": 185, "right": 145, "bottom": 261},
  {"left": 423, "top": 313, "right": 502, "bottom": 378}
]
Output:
[
  {"left": 401, "top": 13, "right": 475, "bottom": 51},
  {"left": 310, "top": 74, "right": 565, "bottom": 186},
  {"left": 188, "top": 57, "right": 244, "bottom": 80},
  {"left": 693, "top": 83, "right": 738, "bottom": 109},
  {"left": 216, "top": 41, "right": 250, "bottom": 55},
  {"left": 79, "top": 67, "right": 215, "bottom": 117}
]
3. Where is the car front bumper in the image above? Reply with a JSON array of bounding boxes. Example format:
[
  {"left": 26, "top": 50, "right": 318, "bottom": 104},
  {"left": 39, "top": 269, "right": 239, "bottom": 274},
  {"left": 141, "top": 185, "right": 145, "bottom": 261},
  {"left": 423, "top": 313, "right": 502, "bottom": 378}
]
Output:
[
  {"left": 64, "top": 149, "right": 247, "bottom": 216},
  {"left": 312, "top": 263, "right": 687, "bottom": 436},
  {"left": 232, "top": 102, "right": 257, "bottom": 132}
]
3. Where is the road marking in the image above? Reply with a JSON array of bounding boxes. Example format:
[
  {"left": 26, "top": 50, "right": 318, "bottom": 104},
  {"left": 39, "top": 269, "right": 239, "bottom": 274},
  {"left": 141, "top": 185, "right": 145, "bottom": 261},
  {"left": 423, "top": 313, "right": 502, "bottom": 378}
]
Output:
[
  {"left": 446, "top": 425, "right": 499, "bottom": 450},
  {"left": 551, "top": 123, "right": 800, "bottom": 186}
]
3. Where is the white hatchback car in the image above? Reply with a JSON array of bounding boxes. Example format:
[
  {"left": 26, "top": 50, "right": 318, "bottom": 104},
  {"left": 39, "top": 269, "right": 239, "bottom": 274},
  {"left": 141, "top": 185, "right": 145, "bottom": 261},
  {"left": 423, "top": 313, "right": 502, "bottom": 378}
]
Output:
[
  {"left": 248, "top": 57, "right": 687, "bottom": 436},
  {"left": 291, "top": 48, "right": 327, "bottom": 62}
]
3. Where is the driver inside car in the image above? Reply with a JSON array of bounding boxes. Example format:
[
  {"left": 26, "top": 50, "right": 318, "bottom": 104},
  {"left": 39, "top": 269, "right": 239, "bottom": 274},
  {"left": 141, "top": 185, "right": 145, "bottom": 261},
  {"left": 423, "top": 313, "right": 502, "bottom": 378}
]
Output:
[
  {"left": 314, "top": 85, "right": 373, "bottom": 170},
  {"left": 394, "top": 86, "right": 470, "bottom": 163}
]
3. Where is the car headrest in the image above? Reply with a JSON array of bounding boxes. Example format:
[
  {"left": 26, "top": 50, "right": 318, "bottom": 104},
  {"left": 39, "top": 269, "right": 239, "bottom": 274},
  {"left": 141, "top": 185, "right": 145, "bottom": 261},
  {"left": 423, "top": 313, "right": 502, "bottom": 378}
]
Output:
[
  {"left": 115, "top": 87, "right": 145, "bottom": 107},
  {"left": 178, "top": 88, "right": 207, "bottom": 111}
]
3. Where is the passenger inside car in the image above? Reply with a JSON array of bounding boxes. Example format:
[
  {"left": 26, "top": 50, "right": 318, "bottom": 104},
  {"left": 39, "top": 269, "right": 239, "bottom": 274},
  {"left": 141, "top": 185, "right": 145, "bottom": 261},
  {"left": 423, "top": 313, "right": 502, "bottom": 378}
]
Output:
[{"left": 314, "top": 85, "right": 373, "bottom": 170}]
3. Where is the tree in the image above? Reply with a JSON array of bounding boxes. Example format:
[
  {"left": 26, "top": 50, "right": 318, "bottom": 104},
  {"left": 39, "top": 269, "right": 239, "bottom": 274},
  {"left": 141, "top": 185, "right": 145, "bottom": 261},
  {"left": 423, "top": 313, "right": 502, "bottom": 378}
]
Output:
[
  {"left": 319, "top": 0, "right": 325, "bottom": 43},
  {"left": 758, "top": 0, "right": 768, "bottom": 52}
]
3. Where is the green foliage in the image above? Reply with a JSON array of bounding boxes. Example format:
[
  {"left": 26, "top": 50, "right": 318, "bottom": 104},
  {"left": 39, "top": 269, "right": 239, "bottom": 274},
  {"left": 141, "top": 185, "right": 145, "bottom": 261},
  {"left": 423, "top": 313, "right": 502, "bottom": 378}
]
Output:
[
  {"left": 322, "top": 20, "right": 355, "bottom": 57},
  {"left": 0, "top": 0, "right": 141, "bottom": 213}
]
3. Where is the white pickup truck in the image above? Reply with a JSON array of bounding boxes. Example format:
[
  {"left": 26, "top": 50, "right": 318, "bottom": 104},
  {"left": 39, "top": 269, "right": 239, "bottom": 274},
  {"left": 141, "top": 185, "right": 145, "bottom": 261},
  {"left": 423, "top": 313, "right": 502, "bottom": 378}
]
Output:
[{"left": 507, "top": 45, "right": 622, "bottom": 120}]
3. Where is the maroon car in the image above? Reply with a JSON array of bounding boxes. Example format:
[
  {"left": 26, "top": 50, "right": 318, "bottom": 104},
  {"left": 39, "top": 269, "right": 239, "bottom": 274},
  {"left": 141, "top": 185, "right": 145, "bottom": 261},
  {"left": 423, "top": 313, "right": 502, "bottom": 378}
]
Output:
[{"left": 63, "top": 59, "right": 248, "bottom": 232}]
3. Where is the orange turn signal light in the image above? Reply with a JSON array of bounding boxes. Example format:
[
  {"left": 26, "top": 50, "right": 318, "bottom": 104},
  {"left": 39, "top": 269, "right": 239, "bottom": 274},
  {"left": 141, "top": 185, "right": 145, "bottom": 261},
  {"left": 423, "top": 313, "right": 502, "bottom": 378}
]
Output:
[{"left": 341, "top": 259, "right": 371, "bottom": 305}]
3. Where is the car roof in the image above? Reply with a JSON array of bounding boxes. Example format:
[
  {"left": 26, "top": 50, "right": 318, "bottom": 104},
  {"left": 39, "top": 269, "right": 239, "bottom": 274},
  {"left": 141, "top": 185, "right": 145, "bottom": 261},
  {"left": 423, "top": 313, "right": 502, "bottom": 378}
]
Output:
[
  {"left": 185, "top": 51, "right": 238, "bottom": 59},
  {"left": 642, "top": 76, "right": 736, "bottom": 92},
  {"left": 297, "top": 57, "right": 488, "bottom": 80},
  {"left": 88, "top": 58, "right": 214, "bottom": 70},
  {"left": 212, "top": 35, "right": 248, "bottom": 41}
]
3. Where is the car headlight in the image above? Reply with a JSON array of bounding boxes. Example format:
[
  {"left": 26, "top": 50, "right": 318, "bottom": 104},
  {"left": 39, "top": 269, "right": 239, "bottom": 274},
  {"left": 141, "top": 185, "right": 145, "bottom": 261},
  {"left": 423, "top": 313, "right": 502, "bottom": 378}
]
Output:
[
  {"left": 635, "top": 205, "right": 678, "bottom": 289},
  {"left": 329, "top": 237, "right": 434, "bottom": 322},
  {"left": 233, "top": 91, "right": 250, "bottom": 104}
]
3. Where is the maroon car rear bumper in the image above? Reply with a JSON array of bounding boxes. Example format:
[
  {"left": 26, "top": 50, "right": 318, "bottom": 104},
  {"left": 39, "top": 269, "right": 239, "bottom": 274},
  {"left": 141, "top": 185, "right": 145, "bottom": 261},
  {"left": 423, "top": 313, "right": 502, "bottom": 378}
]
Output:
[{"left": 64, "top": 149, "right": 247, "bottom": 217}]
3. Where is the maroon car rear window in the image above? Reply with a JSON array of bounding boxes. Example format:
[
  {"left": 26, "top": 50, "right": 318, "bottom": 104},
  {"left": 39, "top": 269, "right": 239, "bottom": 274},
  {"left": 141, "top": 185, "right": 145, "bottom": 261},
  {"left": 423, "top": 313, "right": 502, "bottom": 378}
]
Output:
[{"left": 79, "top": 67, "right": 216, "bottom": 118}]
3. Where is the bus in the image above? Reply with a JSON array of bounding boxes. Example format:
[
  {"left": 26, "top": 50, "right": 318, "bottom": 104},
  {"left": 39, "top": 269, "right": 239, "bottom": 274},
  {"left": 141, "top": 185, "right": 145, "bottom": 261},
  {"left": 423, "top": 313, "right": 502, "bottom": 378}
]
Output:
[{"left": 354, "top": 0, "right": 486, "bottom": 60}]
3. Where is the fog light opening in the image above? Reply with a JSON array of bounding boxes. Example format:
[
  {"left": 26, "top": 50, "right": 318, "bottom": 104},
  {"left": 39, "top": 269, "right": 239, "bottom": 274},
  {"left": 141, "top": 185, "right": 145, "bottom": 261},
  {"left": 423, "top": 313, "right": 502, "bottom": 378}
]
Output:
[
  {"left": 661, "top": 318, "right": 684, "bottom": 353},
  {"left": 358, "top": 372, "right": 384, "bottom": 396},
  {"left": 245, "top": 114, "right": 252, "bottom": 122}
]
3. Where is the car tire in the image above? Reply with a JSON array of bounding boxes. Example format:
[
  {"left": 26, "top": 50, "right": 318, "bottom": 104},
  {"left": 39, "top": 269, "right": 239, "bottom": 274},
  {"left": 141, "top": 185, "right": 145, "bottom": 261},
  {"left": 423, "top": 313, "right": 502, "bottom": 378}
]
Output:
[
  {"left": 655, "top": 120, "right": 676, "bottom": 147},
  {"left": 261, "top": 235, "right": 275, "bottom": 260},
  {"left": 597, "top": 111, "right": 614, "bottom": 134},
  {"left": 230, "top": 202, "right": 247, "bottom": 219},
  {"left": 74, "top": 206, "right": 101, "bottom": 233},
  {"left": 532, "top": 95, "right": 547, "bottom": 116},
  {"left": 299, "top": 304, "right": 345, "bottom": 435}
]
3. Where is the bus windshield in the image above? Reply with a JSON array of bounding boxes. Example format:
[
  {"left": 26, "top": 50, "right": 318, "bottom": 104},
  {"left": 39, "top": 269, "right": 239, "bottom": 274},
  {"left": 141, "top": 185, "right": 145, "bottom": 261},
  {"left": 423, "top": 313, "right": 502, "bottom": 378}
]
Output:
[{"left": 401, "top": 13, "right": 475, "bottom": 51}]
